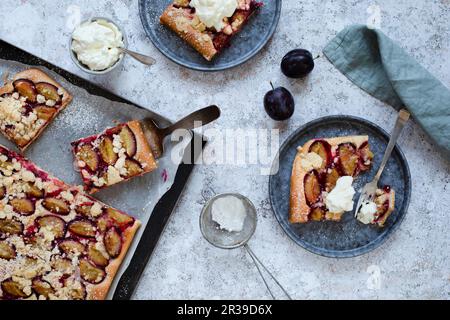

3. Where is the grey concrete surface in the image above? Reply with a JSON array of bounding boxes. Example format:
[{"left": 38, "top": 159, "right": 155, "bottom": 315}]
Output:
[{"left": 0, "top": 0, "right": 449, "bottom": 299}]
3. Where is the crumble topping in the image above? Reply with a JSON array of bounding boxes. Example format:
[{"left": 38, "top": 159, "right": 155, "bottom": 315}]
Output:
[
  {"left": 175, "top": 15, "right": 192, "bottom": 32},
  {"left": 238, "top": 0, "right": 251, "bottom": 10},
  {"left": 107, "top": 166, "right": 123, "bottom": 185},
  {"left": 36, "top": 95, "right": 46, "bottom": 104},
  {"left": 0, "top": 94, "right": 46, "bottom": 145},
  {"left": 299, "top": 152, "right": 323, "bottom": 171},
  {"left": 45, "top": 99, "right": 56, "bottom": 107},
  {"left": 72, "top": 121, "right": 156, "bottom": 193},
  {"left": 90, "top": 203, "right": 103, "bottom": 217}
]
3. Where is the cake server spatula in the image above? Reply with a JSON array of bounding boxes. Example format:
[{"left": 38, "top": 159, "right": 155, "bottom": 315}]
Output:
[{"left": 141, "top": 105, "right": 220, "bottom": 158}]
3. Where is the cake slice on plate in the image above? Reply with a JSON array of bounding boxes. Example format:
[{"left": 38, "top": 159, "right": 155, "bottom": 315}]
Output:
[
  {"left": 0, "top": 69, "right": 72, "bottom": 151},
  {"left": 0, "top": 144, "right": 140, "bottom": 300},
  {"left": 289, "top": 135, "right": 395, "bottom": 226},
  {"left": 160, "top": 0, "right": 263, "bottom": 61},
  {"left": 71, "top": 120, "right": 157, "bottom": 194}
]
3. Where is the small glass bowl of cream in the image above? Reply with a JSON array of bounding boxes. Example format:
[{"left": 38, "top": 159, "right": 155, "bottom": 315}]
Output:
[{"left": 70, "top": 17, "right": 127, "bottom": 74}]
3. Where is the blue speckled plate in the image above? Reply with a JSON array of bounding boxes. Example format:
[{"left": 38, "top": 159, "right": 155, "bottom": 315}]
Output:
[
  {"left": 269, "top": 116, "right": 411, "bottom": 258},
  {"left": 138, "top": 0, "right": 281, "bottom": 71}
]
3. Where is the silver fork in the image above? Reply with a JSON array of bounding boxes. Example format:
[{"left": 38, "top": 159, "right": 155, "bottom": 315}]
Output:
[{"left": 355, "top": 109, "right": 410, "bottom": 216}]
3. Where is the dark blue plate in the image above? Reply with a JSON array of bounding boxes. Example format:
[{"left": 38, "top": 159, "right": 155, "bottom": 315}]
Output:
[
  {"left": 138, "top": 0, "right": 282, "bottom": 71},
  {"left": 269, "top": 116, "right": 411, "bottom": 258}
]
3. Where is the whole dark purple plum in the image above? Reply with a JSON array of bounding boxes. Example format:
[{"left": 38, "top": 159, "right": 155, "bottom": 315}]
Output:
[
  {"left": 264, "top": 83, "right": 295, "bottom": 121},
  {"left": 281, "top": 49, "right": 315, "bottom": 78}
]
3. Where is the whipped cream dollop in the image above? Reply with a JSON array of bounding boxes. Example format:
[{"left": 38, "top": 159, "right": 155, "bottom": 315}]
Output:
[
  {"left": 190, "top": 0, "right": 238, "bottom": 31},
  {"left": 71, "top": 19, "right": 124, "bottom": 71},
  {"left": 357, "top": 201, "right": 378, "bottom": 224},
  {"left": 211, "top": 195, "right": 247, "bottom": 232},
  {"left": 324, "top": 176, "right": 355, "bottom": 214}
]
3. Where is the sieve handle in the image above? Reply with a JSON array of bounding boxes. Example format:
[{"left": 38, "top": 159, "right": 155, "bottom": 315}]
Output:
[{"left": 244, "top": 244, "right": 292, "bottom": 300}]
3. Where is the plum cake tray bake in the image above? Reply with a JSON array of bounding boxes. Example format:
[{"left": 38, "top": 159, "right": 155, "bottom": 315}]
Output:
[
  {"left": 0, "top": 145, "right": 141, "bottom": 300},
  {"left": 0, "top": 40, "right": 202, "bottom": 299}
]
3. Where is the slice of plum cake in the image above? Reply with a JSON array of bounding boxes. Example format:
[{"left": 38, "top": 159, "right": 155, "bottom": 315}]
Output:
[
  {"left": 0, "top": 69, "right": 72, "bottom": 151},
  {"left": 160, "top": 0, "right": 263, "bottom": 61},
  {"left": 290, "top": 135, "right": 396, "bottom": 226},
  {"left": 71, "top": 120, "right": 157, "bottom": 194}
]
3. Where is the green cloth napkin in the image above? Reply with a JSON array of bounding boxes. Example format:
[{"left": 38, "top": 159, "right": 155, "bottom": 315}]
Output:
[{"left": 323, "top": 24, "right": 450, "bottom": 160}]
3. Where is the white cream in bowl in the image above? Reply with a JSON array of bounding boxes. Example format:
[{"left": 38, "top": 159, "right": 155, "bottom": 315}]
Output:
[{"left": 71, "top": 19, "right": 124, "bottom": 71}]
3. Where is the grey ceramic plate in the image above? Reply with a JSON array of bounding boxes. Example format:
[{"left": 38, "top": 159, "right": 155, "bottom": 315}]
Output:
[
  {"left": 138, "top": 0, "right": 281, "bottom": 71},
  {"left": 269, "top": 116, "right": 411, "bottom": 258}
]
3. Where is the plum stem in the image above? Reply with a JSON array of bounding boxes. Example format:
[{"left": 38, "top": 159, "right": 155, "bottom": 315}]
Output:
[
  {"left": 270, "top": 81, "right": 275, "bottom": 90},
  {"left": 313, "top": 54, "right": 321, "bottom": 60}
]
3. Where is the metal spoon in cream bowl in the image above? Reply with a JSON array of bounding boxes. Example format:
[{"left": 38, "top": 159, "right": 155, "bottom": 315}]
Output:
[
  {"left": 70, "top": 17, "right": 155, "bottom": 74},
  {"left": 118, "top": 47, "right": 156, "bottom": 66}
]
